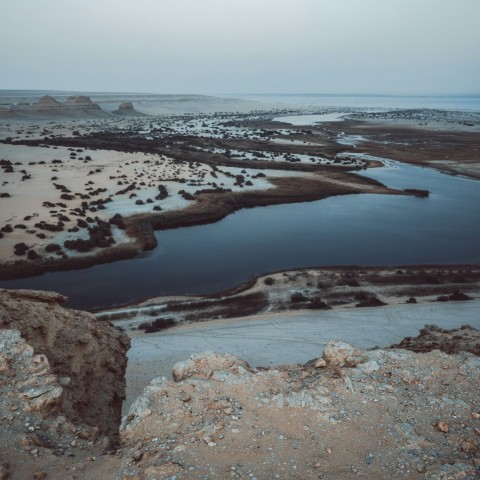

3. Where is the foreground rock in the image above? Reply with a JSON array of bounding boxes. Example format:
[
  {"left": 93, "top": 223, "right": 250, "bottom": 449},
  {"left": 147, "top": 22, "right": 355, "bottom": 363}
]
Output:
[
  {"left": 0, "top": 289, "right": 130, "bottom": 439},
  {"left": 119, "top": 345, "right": 480, "bottom": 479},
  {"left": 0, "top": 329, "right": 117, "bottom": 479},
  {"left": 1, "top": 290, "right": 479, "bottom": 479}
]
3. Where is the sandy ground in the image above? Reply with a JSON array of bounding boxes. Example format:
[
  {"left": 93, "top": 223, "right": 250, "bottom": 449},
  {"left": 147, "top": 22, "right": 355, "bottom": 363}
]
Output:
[
  {"left": 1, "top": 108, "right": 373, "bottom": 265},
  {"left": 124, "top": 300, "right": 480, "bottom": 411},
  {"left": 5, "top": 103, "right": 475, "bottom": 271},
  {"left": 0, "top": 141, "right": 307, "bottom": 260}
]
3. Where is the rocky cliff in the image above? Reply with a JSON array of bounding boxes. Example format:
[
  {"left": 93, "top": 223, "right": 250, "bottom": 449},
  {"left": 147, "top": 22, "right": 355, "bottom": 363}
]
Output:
[
  {"left": 0, "top": 289, "right": 479, "bottom": 479},
  {"left": 118, "top": 346, "right": 480, "bottom": 479},
  {"left": 0, "top": 289, "right": 130, "bottom": 439},
  {"left": 12, "top": 95, "right": 108, "bottom": 118},
  {"left": 0, "top": 329, "right": 115, "bottom": 479}
]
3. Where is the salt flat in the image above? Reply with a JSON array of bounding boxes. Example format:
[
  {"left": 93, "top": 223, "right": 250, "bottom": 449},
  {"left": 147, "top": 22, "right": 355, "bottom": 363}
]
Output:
[{"left": 125, "top": 299, "right": 480, "bottom": 409}]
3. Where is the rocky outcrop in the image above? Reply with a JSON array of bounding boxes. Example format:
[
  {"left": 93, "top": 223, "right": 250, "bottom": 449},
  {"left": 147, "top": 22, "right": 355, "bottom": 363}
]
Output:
[
  {"left": 31, "top": 95, "right": 63, "bottom": 112},
  {"left": 13, "top": 95, "right": 108, "bottom": 118},
  {"left": 1, "top": 291, "right": 479, "bottom": 478},
  {"left": 0, "top": 329, "right": 115, "bottom": 479},
  {"left": 172, "top": 351, "right": 254, "bottom": 381},
  {"left": 321, "top": 339, "right": 367, "bottom": 367},
  {"left": 0, "top": 330, "right": 64, "bottom": 415},
  {"left": 391, "top": 324, "right": 480, "bottom": 356},
  {"left": 63, "top": 95, "right": 104, "bottom": 114},
  {"left": 112, "top": 101, "right": 146, "bottom": 117},
  {"left": 0, "top": 289, "right": 130, "bottom": 439},
  {"left": 119, "top": 346, "right": 480, "bottom": 479}
]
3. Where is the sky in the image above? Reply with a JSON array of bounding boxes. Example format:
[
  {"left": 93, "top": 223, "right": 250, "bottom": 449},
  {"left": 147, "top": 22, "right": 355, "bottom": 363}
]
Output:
[{"left": 0, "top": 0, "right": 479, "bottom": 95}]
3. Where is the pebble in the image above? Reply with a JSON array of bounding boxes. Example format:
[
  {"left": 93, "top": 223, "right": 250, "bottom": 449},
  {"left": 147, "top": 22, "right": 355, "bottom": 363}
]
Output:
[
  {"left": 436, "top": 421, "right": 449, "bottom": 433},
  {"left": 132, "top": 450, "right": 143, "bottom": 462},
  {"left": 314, "top": 359, "right": 327, "bottom": 368}
]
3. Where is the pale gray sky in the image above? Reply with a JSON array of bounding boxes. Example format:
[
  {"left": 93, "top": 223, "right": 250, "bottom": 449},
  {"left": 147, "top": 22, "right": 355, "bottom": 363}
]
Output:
[{"left": 0, "top": 0, "right": 479, "bottom": 94}]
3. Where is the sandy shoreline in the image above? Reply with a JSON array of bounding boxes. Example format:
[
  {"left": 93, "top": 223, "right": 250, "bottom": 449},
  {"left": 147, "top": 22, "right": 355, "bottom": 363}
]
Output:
[
  {"left": 0, "top": 112, "right": 403, "bottom": 280},
  {"left": 96, "top": 263, "right": 479, "bottom": 312}
]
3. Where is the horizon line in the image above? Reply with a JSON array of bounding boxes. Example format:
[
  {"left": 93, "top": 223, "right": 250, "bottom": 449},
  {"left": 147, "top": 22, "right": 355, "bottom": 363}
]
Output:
[{"left": 0, "top": 89, "right": 479, "bottom": 98}]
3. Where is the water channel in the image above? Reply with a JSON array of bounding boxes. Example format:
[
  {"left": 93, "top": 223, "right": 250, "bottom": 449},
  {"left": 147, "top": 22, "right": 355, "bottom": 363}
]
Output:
[{"left": 1, "top": 156, "right": 479, "bottom": 310}]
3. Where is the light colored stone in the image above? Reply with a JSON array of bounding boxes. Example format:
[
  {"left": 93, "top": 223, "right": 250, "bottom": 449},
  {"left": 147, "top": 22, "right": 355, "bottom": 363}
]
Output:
[
  {"left": 436, "top": 421, "right": 449, "bottom": 433},
  {"left": 172, "top": 352, "right": 253, "bottom": 382},
  {"left": 313, "top": 358, "right": 327, "bottom": 368},
  {"left": 323, "top": 341, "right": 367, "bottom": 367}
]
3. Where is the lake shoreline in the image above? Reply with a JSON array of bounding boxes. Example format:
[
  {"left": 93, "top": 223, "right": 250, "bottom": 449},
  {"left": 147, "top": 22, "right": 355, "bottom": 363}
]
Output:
[
  {"left": 0, "top": 172, "right": 403, "bottom": 281},
  {"left": 1, "top": 106, "right": 479, "bottom": 308},
  {"left": 97, "top": 264, "right": 480, "bottom": 324}
]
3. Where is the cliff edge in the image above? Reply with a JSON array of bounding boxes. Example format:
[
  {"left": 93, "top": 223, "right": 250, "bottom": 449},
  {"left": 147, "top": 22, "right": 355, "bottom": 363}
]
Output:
[
  {"left": 0, "top": 289, "right": 130, "bottom": 439},
  {"left": 0, "top": 289, "right": 479, "bottom": 479}
]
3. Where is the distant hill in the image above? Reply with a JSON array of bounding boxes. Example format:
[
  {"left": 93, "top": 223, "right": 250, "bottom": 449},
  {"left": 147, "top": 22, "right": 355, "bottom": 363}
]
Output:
[
  {"left": 11, "top": 95, "right": 109, "bottom": 118},
  {"left": 112, "top": 101, "right": 146, "bottom": 117}
]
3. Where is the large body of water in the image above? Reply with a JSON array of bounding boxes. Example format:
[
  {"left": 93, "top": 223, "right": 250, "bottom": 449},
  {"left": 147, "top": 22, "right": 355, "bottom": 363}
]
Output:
[
  {"left": 1, "top": 158, "right": 479, "bottom": 310},
  {"left": 229, "top": 93, "right": 480, "bottom": 112}
]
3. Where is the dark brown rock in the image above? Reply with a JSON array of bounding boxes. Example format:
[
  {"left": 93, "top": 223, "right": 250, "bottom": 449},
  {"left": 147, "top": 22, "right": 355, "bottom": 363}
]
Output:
[{"left": 0, "top": 289, "right": 130, "bottom": 440}]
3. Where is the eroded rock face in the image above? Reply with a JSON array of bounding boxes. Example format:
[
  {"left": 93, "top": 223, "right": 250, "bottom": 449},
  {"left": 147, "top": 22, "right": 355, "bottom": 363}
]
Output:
[
  {"left": 0, "top": 289, "right": 130, "bottom": 439},
  {"left": 0, "top": 330, "right": 64, "bottom": 415},
  {"left": 0, "top": 329, "right": 113, "bottom": 479}
]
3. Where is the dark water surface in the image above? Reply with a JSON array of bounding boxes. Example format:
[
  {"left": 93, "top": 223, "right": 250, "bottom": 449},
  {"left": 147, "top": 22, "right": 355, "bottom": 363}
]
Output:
[{"left": 1, "top": 160, "right": 479, "bottom": 310}]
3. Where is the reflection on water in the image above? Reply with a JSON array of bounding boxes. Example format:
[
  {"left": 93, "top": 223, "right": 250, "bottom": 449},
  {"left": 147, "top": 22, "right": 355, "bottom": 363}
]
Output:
[
  {"left": 1, "top": 160, "right": 479, "bottom": 309},
  {"left": 273, "top": 112, "right": 345, "bottom": 125}
]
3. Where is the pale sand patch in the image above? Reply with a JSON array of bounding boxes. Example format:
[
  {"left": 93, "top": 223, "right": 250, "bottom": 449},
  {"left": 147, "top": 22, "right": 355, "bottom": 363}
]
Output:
[
  {"left": 0, "top": 143, "right": 310, "bottom": 261},
  {"left": 270, "top": 138, "right": 323, "bottom": 146}
]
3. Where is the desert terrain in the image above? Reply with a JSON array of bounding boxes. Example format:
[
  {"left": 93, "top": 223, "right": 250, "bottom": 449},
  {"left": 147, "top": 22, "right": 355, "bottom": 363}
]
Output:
[
  {"left": 0, "top": 93, "right": 479, "bottom": 479},
  {"left": 4, "top": 94, "right": 478, "bottom": 280}
]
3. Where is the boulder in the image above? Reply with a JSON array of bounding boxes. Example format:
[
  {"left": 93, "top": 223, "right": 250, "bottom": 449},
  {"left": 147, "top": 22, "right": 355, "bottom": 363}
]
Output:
[
  {"left": 322, "top": 340, "right": 367, "bottom": 367},
  {"left": 172, "top": 351, "right": 254, "bottom": 381}
]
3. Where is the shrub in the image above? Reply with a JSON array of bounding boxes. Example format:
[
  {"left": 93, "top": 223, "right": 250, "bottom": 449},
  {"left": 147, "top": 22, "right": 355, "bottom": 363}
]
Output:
[
  {"left": 448, "top": 291, "right": 471, "bottom": 301},
  {"left": 355, "top": 296, "right": 386, "bottom": 308},
  {"left": 291, "top": 292, "right": 308, "bottom": 303},
  {"left": 139, "top": 317, "right": 176, "bottom": 333},
  {"left": 45, "top": 243, "right": 61, "bottom": 253}
]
